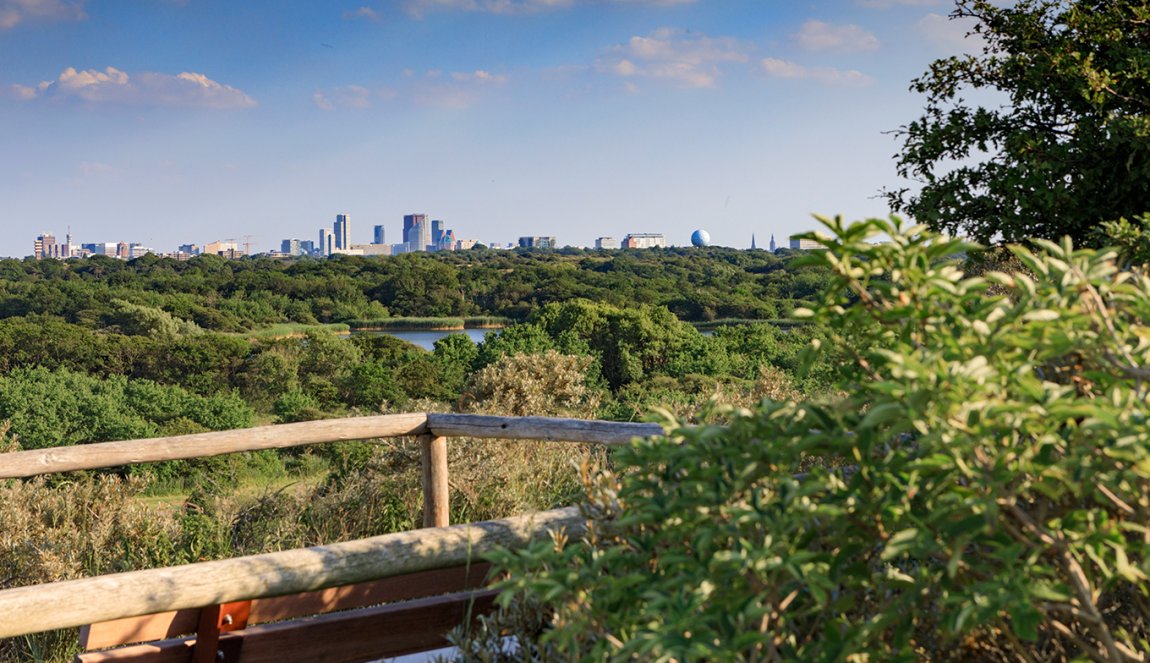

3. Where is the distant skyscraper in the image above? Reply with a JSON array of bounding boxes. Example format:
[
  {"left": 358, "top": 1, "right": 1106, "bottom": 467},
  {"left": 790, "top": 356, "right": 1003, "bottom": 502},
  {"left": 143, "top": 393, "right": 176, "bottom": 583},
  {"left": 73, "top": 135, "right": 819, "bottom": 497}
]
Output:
[
  {"left": 769, "top": 234, "right": 777, "bottom": 252},
  {"left": 281, "top": 239, "right": 303, "bottom": 256},
  {"left": 319, "top": 228, "right": 334, "bottom": 256},
  {"left": 403, "top": 214, "right": 431, "bottom": 252},
  {"left": 403, "top": 214, "right": 427, "bottom": 244},
  {"left": 518, "top": 236, "right": 557, "bottom": 249},
  {"left": 373, "top": 225, "right": 385, "bottom": 245},
  {"left": 34, "top": 233, "right": 55, "bottom": 260},
  {"left": 595, "top": 237, "right": 616, "bottom": 250},
  {"left": 334, "top": 214, "right": 349, "bottom": 250},
  {"left": 751, "top": 234, "right": 757, "bottom": 250},
  {"left": 431, "top": 219, "right": 444, "bottom": 245}
]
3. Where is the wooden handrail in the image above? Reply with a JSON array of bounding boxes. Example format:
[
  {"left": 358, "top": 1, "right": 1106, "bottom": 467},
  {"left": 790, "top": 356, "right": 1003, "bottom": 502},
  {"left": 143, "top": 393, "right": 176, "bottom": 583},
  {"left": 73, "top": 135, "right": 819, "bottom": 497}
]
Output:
[
  {"left": 0, "top": 507, "right": 582, "bottom": 639},
  {"left": 427, "top": 413, "right": 664, "bottom": 445},
  {"left": 0, "top": 414, "right": 430, "bottom": 479},
  {"left": 0, "top": 413, "right": 664, "bottom": 479}
]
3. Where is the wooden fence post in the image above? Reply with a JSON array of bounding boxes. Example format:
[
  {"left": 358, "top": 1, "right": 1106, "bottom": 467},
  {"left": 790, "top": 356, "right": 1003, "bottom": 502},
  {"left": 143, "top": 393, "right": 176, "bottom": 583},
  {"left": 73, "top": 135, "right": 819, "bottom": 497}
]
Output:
[{"left": 420, "top": 435, "right": 449, "bottom": 528}]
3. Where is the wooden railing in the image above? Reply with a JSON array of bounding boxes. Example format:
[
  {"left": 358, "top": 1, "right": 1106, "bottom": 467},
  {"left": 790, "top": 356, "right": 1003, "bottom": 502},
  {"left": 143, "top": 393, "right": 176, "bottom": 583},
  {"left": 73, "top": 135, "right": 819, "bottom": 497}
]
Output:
[{"left": 0, "top": 413, "right": 663, "bottom": 657}]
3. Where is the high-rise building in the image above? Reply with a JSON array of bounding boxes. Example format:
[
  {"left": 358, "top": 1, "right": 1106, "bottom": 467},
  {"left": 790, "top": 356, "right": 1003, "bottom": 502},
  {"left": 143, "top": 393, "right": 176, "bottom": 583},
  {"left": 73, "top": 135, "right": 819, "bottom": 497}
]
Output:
[
  {"left": 373, "top": 225, "right": 385, "bottom": 245},
  {"left": 594, "top": 237, "right": 616, "bottom": 250},
  {"left": 34, "top": 233, "right": 55, "bottom": 260},
  {"left": 769, "top": 234, "right": 777, "bottom": 252},
  {"left": 518, "top": 236, "right": 557, "bottom": 249},
  {"left": 319, "top": 228, "right": 334, "bottom": 256},
  {"left": 403, "top": 214, "right": 431, "bottom": 252},
  {"left": 437, "top": 229, "right": 456, "bottom": 251},
  {"left": 431, "top": 219, "right": 444, "bottom": 245},
  {"left": 334, "top": 214, "right": 349, "bottom": 250},
  {"left": 281, "top": 239, "right": 303, "bottom": 256},
  {"left": 178, "top": 244, "right": 201, "bottom": 256},
  {"left": 300, "top": 240, "right": 316, "bottom": 256},
  {"left": 402, "top": 213, "right": 432, "bottom": 251}
]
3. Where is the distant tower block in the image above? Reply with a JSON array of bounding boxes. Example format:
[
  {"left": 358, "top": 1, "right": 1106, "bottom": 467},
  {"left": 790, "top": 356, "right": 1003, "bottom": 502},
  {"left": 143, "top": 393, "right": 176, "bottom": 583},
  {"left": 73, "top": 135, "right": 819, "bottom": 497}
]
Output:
[
  {"left": 769, "top": 234, "right": 777, "bottom": 252},
  {"left": 690, "top": 229, "right": 711, "bottom": 247}
]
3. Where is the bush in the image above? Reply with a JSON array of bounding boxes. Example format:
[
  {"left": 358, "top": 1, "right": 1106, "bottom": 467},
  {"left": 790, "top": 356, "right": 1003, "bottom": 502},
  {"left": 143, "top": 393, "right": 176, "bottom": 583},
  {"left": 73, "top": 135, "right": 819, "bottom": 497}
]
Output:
[{"left": 480, "top": 216, "right": 1150, "bottom": 661}]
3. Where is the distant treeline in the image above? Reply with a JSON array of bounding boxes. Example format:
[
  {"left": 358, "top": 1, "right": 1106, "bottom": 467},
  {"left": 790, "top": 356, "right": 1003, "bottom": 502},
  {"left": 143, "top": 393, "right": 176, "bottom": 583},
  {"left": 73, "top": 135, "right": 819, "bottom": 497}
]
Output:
[{"left": 0, "top": 246, "right": 832, "bottom": 330}]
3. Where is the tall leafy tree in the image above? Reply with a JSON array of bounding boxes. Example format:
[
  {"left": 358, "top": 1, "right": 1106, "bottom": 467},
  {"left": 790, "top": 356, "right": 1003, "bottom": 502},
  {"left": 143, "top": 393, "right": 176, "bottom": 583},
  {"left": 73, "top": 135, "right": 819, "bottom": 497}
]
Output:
[{"left": 889, "top": 0, "right": 1150, "bottom": 244}]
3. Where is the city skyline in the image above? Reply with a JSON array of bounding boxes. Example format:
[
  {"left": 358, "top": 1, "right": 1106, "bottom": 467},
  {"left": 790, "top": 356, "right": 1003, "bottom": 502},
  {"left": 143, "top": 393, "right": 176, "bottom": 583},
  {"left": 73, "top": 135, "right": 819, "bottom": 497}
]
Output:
[{"left": 0, "top": 1, "right": 983, "bottom": 259}]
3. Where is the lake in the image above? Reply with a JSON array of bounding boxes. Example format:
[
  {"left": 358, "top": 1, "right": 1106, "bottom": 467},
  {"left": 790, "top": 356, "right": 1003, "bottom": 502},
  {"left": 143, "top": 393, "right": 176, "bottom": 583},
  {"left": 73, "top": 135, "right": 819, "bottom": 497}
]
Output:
[{"left": 351, "top": 328, "right": 496, "bottom": 351}]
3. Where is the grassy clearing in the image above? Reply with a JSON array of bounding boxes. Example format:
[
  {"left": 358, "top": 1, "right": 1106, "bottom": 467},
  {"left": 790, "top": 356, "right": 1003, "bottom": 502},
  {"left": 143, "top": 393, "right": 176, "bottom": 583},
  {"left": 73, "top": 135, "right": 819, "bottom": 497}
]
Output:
[{"left": 233, "top": 322, "right": 351, "bottom": 339}]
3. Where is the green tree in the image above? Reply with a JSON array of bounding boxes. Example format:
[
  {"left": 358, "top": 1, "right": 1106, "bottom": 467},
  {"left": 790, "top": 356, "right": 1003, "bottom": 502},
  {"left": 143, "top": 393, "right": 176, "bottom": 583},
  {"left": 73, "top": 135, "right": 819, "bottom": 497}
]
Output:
[{"left": 889, "top": 0, "right": 1150, "bottom": 245}]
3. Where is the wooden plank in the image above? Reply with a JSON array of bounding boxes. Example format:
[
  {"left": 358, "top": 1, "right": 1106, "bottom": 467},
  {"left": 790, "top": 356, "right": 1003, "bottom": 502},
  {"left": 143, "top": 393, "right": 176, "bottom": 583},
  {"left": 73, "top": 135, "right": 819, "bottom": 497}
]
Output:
[
  {"left": 427, "top": 413, "right": 664, "bottom": 446},
  {"left": 75, "top": 637, "right": 242, "bottom": 663},
  {"left": 0, "top": 413, "right": 429, "bottom": 479},
  {"left": 75, "top": 637, "right": 194, "bottom": 663},
  {"left": 420, "top": 435, "right": 450, "bottom": 528},
  {"left": 80, "top": 611, "right": 199, "bottom": 650},
  {"left": 82, "top": 564, "right": 493, "bottom": 650},
  {"left": 247, "top": 562, "right": 491, "bottom": 624},
  {"left": 0, "top": 507, "right": 581, "bottom": 638},
  {"left": 228, "top": 589, "right": 499, "bottom": 663}
]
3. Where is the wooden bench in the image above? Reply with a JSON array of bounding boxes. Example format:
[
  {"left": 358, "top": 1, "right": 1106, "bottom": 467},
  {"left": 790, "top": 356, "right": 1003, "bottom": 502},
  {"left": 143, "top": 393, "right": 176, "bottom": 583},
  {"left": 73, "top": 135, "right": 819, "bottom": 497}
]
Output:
[{"left": 76, "top": 563, "right": 495, "bottom": 663}]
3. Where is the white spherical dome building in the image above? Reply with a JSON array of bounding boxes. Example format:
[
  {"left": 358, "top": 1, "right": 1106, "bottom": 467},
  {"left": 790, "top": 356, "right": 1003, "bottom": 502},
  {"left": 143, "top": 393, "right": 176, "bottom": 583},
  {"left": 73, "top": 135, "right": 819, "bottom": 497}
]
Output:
[{"left": 690, "top": 229, "right": 710, "bottom": 247}]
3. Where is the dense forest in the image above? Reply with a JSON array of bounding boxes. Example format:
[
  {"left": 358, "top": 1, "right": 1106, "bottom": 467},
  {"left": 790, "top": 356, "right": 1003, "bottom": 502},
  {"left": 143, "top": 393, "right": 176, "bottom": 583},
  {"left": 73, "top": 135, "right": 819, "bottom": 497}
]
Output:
[
  {"left": 0, "top": 247, "right": 837, "bottom": 452},
  {"left": 0, "top": 246, "right": 830, "bottom": 327}
]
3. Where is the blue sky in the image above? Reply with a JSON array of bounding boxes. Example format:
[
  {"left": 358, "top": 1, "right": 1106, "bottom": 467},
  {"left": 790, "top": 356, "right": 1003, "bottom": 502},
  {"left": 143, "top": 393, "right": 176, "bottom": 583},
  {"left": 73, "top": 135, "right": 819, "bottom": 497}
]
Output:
[{"left": 0, "top": 0, "right": 980, "bottom": 257}]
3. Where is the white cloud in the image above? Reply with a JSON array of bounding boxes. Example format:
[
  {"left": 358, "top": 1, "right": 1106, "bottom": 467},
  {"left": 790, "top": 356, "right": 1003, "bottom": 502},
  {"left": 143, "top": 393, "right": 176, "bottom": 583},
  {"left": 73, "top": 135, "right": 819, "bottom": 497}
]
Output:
[
  {"left": 597, "top": 27, "right": 751, "bottom": 89},
  {"left": 342, "top": 6, "right": 381, "bottom": 20},
  {"left": 449, "top": 69, "right": 508, "bottom": 84},
  {"left": 9, "top": 66, "right": 257, "bottom": 109},
  {"left": 916, "top": 12, "right": 987, "bottom": 52},
  {"left": 0, "top": 0, "right": 85, "bottom": 29},
  {"left": 315, "top": 70, "right": 507, "bottom": 110},
  {"left": 795, "top": 20, "right": 879, "bottom": 53},
  {"left": 761, "top": 57, "right": 873, "bottom": 86}
]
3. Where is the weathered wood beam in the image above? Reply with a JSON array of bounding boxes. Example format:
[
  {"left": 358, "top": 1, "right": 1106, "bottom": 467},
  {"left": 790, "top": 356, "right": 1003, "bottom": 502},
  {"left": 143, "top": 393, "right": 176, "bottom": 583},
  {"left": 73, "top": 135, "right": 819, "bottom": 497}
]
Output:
[
  {"left": 0, "top": 507, "right": 582, "bottom": 638},
  {"left": 427, "top": 413, "right": 664, "bottom": 446},
  {"left": 420, "top": 434, "right": 450, "bottom": 528},
  {"left": 0, "top": 414, "right": 429, "bottom": 479}
]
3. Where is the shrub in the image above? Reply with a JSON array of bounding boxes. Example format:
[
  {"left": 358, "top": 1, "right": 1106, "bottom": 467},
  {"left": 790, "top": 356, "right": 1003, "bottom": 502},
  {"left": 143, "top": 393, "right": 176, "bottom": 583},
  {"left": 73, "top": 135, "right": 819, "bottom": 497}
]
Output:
[{"left": 480, "top": 216, "right": 1150, "bottom": 661}]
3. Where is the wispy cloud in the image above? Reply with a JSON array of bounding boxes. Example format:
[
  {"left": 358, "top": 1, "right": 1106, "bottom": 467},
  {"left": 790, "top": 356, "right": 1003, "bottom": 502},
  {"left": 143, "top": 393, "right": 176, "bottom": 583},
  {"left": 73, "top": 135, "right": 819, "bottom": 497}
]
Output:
[
  {"left": 6, "top": 66, "right": 257, "bottom": 109},
  {"left": 795, "top": 20, "right": 879, "bottom": 53},
  {"left": 916, "top": 12, "right": 987, "bottom": 52},
  {"left": 0, "top": 0, "right": 85, "bottom": 29},
  {"left": 596, "top": 27, "right": 751, "bottom": 89},
  {"left": 342, "top": 6, "right": 381, "bottom": 21},
  {"left": 404, "top": 0, "right": 694, "bottom": 17},
  {"left": 312, "top": 85, "right": 381, "bottom": 110},
  {"left": 761, "top": 57, "right": 873, "bottom": 86},
  {"left": 314, "top": 69, "right": 508, "bottom": 110}
]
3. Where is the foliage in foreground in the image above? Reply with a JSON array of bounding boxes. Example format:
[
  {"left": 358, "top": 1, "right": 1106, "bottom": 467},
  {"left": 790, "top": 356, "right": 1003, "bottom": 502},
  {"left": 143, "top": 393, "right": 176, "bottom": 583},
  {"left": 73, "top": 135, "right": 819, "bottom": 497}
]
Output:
[{"left": 478, "top": 216, "right": 1150, "bottom": 661}]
